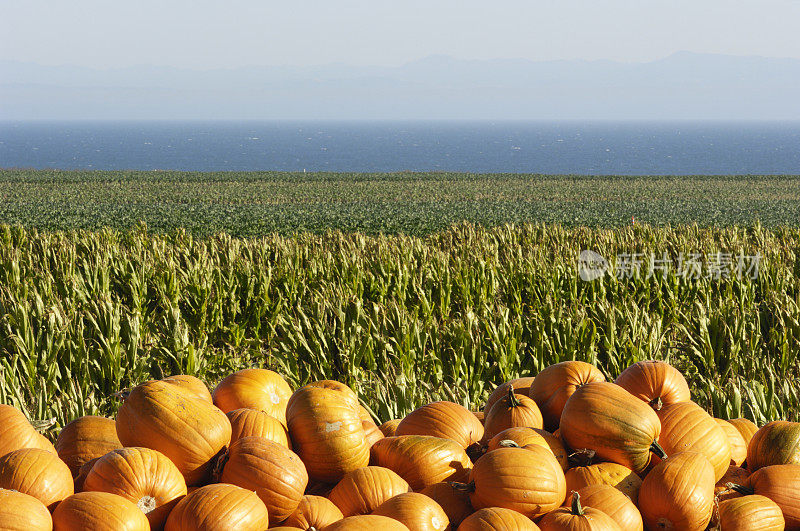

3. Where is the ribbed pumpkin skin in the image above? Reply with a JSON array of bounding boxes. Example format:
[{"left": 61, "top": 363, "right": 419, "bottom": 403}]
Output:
[
  {"left": 52, "top": 492, "right": 149, "bottom": 531},
  {"left": 115, "top": 379, "right": 232, "bottom": 486},
  {"left": 164, "top": 484, "right": 270, "bottom": 531},
  {"left": 575, "top": 484, "right": 643, "bottom": 531},
  {"left": 483, "top": 377, "right": 536, "bottom": 415},
  {"left": 283, "top": 495, "right": 343, "bottom": 530},
  {"left": 717, "top": 495, "right": 785, "bottom": 531},
  {"left": 363, "top": 421, "right": 384, "bottom": 446},
  {"left": 715, "top": 465, "right": 749, "bottom": 501},
  {"left": 656, "top": 401, "right": 731, "bottom": 481},
  {"left": 747, "top": 421, "right": 800, "bottom": 472},
  {"left": 219, "top": 436, "right": 308, "bottom": 523},
  {"left": 0, "top": 447, "right": 73, "bottom": 510},
  {"left": 559, "top": 382, "right": 661, "bottom": 474},
  {"left": 0, "top": 488, "right": 53, "bottom": 530},
  {"left": 538, "top": 501, "right": 622, "bottom": 531},
  {"left": 226, "top": 408, "right": 291, "bottom": 448},
  {"left": 746, "top": 464, "right": 800, "bottom": 529},
  {"left": 287, "top": 386, "right": 370, "bottom": 483},
  {"left": 469, "top": 446, "right": 565, "bottom": 519},
  {"left": 370, "top": 435, "right": 472, "bottom": 491},
  {"left": 457, "top": 508, "right": 539, "bottom": 531},
  {"left": 373, "top": 492, "right": 450, "bottom": 531},
  {"left": 55, "top": 416, "right": 121, "bottom": 477},
  {"left": 614, "top": 360, "right": 690, "bottom": 411},
  {"left": 328, "top": 466, "right": 410, "bottom": 516},
  {"left": 716, "top": 418, "right": 748, "bottom": 466},
  {"left": 483, "top": 391, "right": 543, "bottom": 442},
  {"left": 529, "top": 361, "right": 606, "bottom": 431},
  {"left": 729, "top": 418, "right": 759, "bottom": 449},
  {"left": 379, "top": 420, "right": 401, "bottom": 437},
  {"left": 487, "top": 427, "right": 568, "bottom": 471},
  {"left": 396, "top": 401, "right": 484, "bottom": 449},
  {"left": 212, "top": 368, "right": 293, "bottom": 424},
  {"left": 304, "top": 380, "right": 360, "bottom": 407},
  {"left": 638, "top": 452, "right": 715, "bottom": 531},
  {"left": 420, "top": 482, "right": 474, "bottom": 529},
  {"left": 82, "top": 447, "right": 187, "bottom": 530},
  {"left": 324, "top": 515, "right": 411, "bottom": 531},
  {"left": 564, "top": 462, "right": 642, "bottom": 505},
  {"left": 161, "top": 375, "right": 212, "bottom": 402},
  {"left": 0, "top": 404, "right": 56, "bottom": 457}
]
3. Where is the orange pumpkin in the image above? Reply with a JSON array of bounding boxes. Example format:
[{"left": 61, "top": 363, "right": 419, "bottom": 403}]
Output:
[
  {"left": 82, "top": 446, "right": 187, "bottom": 530},
  {"left": 575, "top": 484, "right": 643, "bottom": 531},
  {"left": 747, "top": 421, "right": 800, "bottom": 472},
  {"left": 486, "top": 427, "right": 568, "bottom": 471},
  {"left": 472, "top": 411, "right": 485, "bottom": 425},
  {"left": 328, "top": 466, "right": 410, "bottom": 516},
  {"left": 716, "top": 494, "right": 785, "bottom": 531},
  {"left": 370, "top": 435, "right": 472, "bottom": 491},
  {"left": 116, "top": 378, "right": 232, "bottom": 486},
  {"left": 0, "top": 404, "right": 56, "bottom": 457},
  {"left": 614, "top": 360, "right": 690, "bottom": 411},
  {"left": 302, "top": 380, "right": 360, "bottom": 408},
  {"left": 0, "top": 488, "right": 52, "bottom": 530},
  {"left": 419, "top": 482, "right": 474, "bottom": 529},
  {"left": 729, "top": 418, "right": 759, "bottom": 450},
  {"left": 161, "top": 374, "right": 212, "bottom": 402},
  {"left": 286, "top": 385, "right": 370, "bottom": 483},
  {"left": 379, "top": 420, "right": 401, "bottom": 436},
  {"left": 483, "top": 377, "right": 536, "bottom": 415},
  {"left": 0, "top": 447, "right": 73, "bottom": 510},
  {"left": 465, "top": 446, "right": 565, "bottom": 519},
  {"left": 324, "top": 515, "right": 410, "bottom": 531},
  {"left": 226, "top": 408, "right": 291, "bottom": 448},
  {"left": 638, "top": 452, "right": 715, "bottom": 531},
  {"left": 219, "top": 436, "right": 308, "bottom": 523},
  {"left": 373, "top": 492, "right": 450, "bottom": 531},
  {"left": 733, "top": 464, "right": 800, "bottom": 529},
  {"left": 396, "top": 401, "right": 484, "bottom": 449},
  {"left": 55, "top": 416, "right": 121, "bottom": 477},
  {"left": 164, "top": 483, "right": 269, "bottom": 530},
  {"left": 559, "top": 382, "right": 665, "bottom": 474},
  {"left": 363, "top": 420, "right": 384, "bottom": 446},
  {"left": 538, "top": 492, "right": 621, "bottom": 531},
  {"left": 715, "top": 465, "right": 749, "bottom": 502},
  {"left": 529, "top": 361, "right": 605, "bottom": 431},
  {"left": 212, "top": 368, "right": 292, "bottom": 424},
  {"left": 283, "top": 495, "right": 344, "bottom": 530},
  {"left": 483, "top": 387, "right": 543, "bottom": 442},
  {"left": 716, "top": 418, "right": 748, "bottom": 466},
  {"left": 655, "top": 401, "right": 731, "bottom": 481},
  {"left": 457, "top": 507, "right": 539, "bottom": 531},
  {"left": 52, "top": 492, "right": 149, "bottom": 530},
  {"left": 564, "top": 461, "right": 642, "bottom": 504}
]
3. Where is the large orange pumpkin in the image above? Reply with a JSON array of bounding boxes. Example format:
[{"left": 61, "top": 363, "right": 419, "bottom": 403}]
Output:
[
  {"left": 729, "top": 418, "right": 759, "bottom": 450},
  {"left": 0, "top": 404, "right": 56, "bottom": 457},
  {"left": 733, "top": 464, "right": 800, "bottom": 530},
  {"left": 370, "top": 435, "right": 472, "bottom": 491},
  {"left": 328, "top": 466, "right": 410, "bottom": 516},
  {"left": 529, "top": 362, "right": 606, "bottom": 431},
  {"left": 116, "top": 379, "right": 231, "bottom": 486},
  {"left": 52, "top": 492, "right": 149, "bottom": 530},
  {"left": 716, "top": 418, "right": 748, "bottom": 466},
  {"left": 226, "top": 408, "right": 291, "bottom": 448},
  {"left": 457, "top": 508, "right": 540, "bottom": 531},
  {"left": 559, "top": 382, "right": 665, "bottom": 474},
  {"left": 373, "top": 492, "right": 450, "bottom": 531},
  {"left": 212, "top": 368, "right": 293, "bottom": 424},
  {"left": 219, "top": 436, "right": 308, "bottom": 523},
  {"left": 465, "top": 446, "right": 565, "bottom": 519},
  {"left": 324, "top": 515, "right": 410, "bottom": 531},
  {"left": 0, "top": 488, "right": 52, "bottom": 530},
  {"left": 487, "top": 427, "right": 568, "bottom": 471},
  {"left": 420, "top": 482, "right": 474, "bottom": 529},
  {"left": 161, "top": 374, "right": 212, "bottom": 402},
  {"left": 282, "top": 495, "right": 344, "bottom": 530},
  {"left": 395, "top": 401, "right": 484, "bottom": 449},
  {"left": 483, "top": 387, "right": 543, "bottom": 442},
  {"left": 538, "top": 492, "right": 622, "bottom": 531},
  {"left": 55, "top": 416, "right": 121, "bottom": 477},
  {"left": 614, "top": 360, "right": 690, "bottom": 411},
  {"left": 82, "top": 446, "right": 187, "bottom": 530},
  {"left": 0, "top": 447, "right": 73, "bottom": 510},
  {"left": 716, "top": 494, "right": 785, "bottom": 531},
  {"left": 746, "top": 421, "right": 800, "bottom": 472},
  {"left": 638, "top": 452, "right": 715, "bottom": 531},
  {"left": 302, "top": 380, "right": 360, "bottom": 407},
  {"left": 655, "top": 401, "right": 731, "bottom": 481},
  {"left": 575, "top": 484, "right": 643, "bottom": 531},
  {"left": 483, "top": 377, "right": 536, "bottom": 415},
  {"left": 164, "top": 483, "right": 270, "bottom": 530},
  {"left": 286, "top": 386, "right": 370, "bottom": 483},
  {"left": 563, "top": 461, "right": 642, "bottom": 505}
]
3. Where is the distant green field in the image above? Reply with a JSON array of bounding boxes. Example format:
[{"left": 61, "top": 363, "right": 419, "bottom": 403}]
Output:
[{"left": 2, "top": 169, "right": 799, "bottom": 235}]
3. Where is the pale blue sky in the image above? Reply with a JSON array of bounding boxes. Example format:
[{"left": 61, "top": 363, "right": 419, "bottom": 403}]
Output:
[{"left": 2, "top": 0, "right": 800, "bottom": 69}]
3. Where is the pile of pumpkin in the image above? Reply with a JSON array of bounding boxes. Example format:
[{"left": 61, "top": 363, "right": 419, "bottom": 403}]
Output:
[{"left": 1, "top": 360, "right": 799, "bottom": 530}]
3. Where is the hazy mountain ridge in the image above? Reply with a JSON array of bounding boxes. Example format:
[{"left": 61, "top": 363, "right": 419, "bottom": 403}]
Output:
[{"left": 2, "top": 52, "right": 800, "bottom": 119}]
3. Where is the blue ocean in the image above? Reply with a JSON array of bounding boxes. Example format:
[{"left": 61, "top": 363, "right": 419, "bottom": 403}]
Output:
[{"left": 1, "top": 120, "right": 799, "bottom": 174}]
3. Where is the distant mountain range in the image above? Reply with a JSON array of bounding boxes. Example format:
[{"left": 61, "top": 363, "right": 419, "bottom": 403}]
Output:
[{"left": 2, "top": 52, "right": 800, "bottom": 120}]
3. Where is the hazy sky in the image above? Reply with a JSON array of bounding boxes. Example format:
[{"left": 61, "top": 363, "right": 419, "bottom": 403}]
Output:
[{"left": 2, "top": 0, "right": 800, "bottom": 69}]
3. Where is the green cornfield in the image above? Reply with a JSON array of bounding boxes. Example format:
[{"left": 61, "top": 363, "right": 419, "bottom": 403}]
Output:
[{"left": 1, "top": 222, "right": 798, "bottom": 439}]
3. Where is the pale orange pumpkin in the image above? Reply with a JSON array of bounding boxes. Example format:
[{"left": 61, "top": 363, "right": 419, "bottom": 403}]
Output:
[
  {"left": 538, "top": 492, "right": 622, "bottom": 531},
  {"left": 226, "top": 408, "right": 291, "bottom": 448},
  {"left": 729, "top": 418, "right": 759, "bottom": 450},
  {"left": 483, "top": 377, "right": 536, "bottom": 415},
  {"left": 0, "top": 404, "right": 57, "bottom": 457},
  {"left": 0, "top": 447, "right": 73, "bottom": 510},
  {"left": 55, "top": 416, "right": 122, "bottom": 477},
  {"left": 482, "top": 387, "right": 543, "bottom": 442},
  {"left": 282, "top": 495, "right": 344, "bottom": 530},
  {"left": 564, "top": 461, "right": 642, "bottom": 505},
  {"left": 161, "top": 375, "right": 213, "bottom": 402},
  {"left": 212, "top": 368, "right": 293, "bottom": 424},
  {"left": 52, "top": 492, "right": 149, "bottom": 530},
  {"left": 715, "top": 418, "right": 748, "bottom": 466},
  {"left": 328, "top": 466, "right": 410, "bottom": 516},
  {"left": 370, "top": 435, "right": 472, "bottom": 491},
  {"left": 614, "top": 360, "right": 690, "bottom": 411},
  {"left": 529, "top": 361, "right": 605, "bottom": 431},
  {"left": 0, "top": 488, "right": 52, "bottom": 530},
  {"left": 575, "top": 484, "right": 643, "bottom": 531},
  {"left": 372, "top": 492, "right": 450, "bottom": 531},
  {"left": 396, "top": 401, "right": 484, "bottom": 449},
  {"left": 363, "top": 420, "right": 384, "bottom": 447},
  {"left": 457, "top": 508, "right": 540, "bottom": 531},
  {"left": 716, "top": 494, "right": 785, "bottom": 531},
  {"left": 487, "top": 427, "right": 568, "bottom": 471},
  {"left": 164, "top": 483, "right": 270, "bottom": 531}
]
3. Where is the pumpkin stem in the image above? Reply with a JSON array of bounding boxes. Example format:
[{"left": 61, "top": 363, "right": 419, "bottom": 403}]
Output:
[
  {"left": 507, "top": 385, "right": 521, "bottom": 408},
  {"left": 727, "top": 483, "right": 755, "bottom": 496},
  {"left": 449, "top": 481, "right": 476, "bottom": 493},
  {"left": 649, "top": 397, "right": 663, "bottom": 411},
  {"left": 498, "top": 439, "right": 520, "bottom": 448},
  {"left": 650, "top": 440, "right": 668, "bottom": 460},
  {"left": 570, "top": 492, "right": 584, "bottom": 516},
  {"left": 112, "top": 388, "right": 132, "bottom": 401},
  {"left": 137, "top": 495, "right": 157, "bottom": 514},
  {"left": 210, "top": 447, "right": 230, "bottom": 483},
  {"left": 568, "top": 448, "right": 596, "bottom": 468}
]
